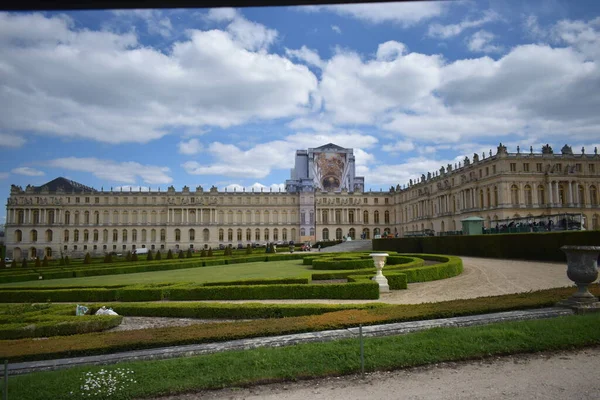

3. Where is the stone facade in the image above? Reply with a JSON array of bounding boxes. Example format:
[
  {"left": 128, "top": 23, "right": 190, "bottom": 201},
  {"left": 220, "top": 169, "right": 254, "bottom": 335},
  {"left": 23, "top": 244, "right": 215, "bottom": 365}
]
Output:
[{"left": 5, "top": 143, "right": 600, "bottom": 260}]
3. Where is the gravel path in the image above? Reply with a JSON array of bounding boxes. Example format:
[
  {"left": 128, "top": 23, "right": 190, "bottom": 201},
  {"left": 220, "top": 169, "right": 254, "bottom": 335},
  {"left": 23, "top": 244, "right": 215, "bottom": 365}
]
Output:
[
  {"left": 155, "top": 346, "right": 600, "bottom": 400},
  {"left": 185, "top": 256, "right": 575, "bottom": 305}
]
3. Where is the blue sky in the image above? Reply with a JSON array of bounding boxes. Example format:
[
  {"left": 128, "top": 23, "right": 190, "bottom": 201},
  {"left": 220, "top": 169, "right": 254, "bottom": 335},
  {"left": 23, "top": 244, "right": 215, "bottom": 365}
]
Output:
[{"left": 1, "top": 0, "right": 600, "bottom": 225}]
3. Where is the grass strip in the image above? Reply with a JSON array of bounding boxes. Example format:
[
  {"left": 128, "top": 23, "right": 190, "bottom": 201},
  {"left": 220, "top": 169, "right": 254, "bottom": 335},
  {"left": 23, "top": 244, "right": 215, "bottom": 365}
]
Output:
[
  {"left": 7, "top": 313, "right": 600, "bottom": 400},
  {"left": 2, "top": 285, "right": 597, "bottom": 363}
]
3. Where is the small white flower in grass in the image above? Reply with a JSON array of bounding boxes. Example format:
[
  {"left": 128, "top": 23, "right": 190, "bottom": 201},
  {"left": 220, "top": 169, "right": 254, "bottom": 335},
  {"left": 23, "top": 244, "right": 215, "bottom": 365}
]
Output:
[{"left": 71, "top": 367, "right": 136, "bottom": 398}]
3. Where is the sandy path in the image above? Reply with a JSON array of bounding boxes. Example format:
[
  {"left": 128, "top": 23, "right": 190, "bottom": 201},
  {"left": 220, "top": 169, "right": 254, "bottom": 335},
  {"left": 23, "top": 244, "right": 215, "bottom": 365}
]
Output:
[
  {"left": 161, "top": 347, "right": 600, "bottom": 400},
  {"left": 191, "top": 256, "right": 574, "bottom": 305}
]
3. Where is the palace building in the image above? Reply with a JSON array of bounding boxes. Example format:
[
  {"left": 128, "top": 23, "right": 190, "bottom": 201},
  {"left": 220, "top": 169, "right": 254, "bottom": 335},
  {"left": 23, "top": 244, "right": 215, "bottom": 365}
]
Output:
[{"left": 5, "top": 143, "right": 600, "bottom": 260}]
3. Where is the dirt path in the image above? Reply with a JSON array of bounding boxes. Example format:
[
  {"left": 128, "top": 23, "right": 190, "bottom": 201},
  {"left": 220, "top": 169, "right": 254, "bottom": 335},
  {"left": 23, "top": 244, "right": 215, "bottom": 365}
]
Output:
[
  {"left": 189, "top": 256, "right": 574, "bottom": 305},
  {"left": 150, "top": 347, "right": 600, "bottom": 400}
]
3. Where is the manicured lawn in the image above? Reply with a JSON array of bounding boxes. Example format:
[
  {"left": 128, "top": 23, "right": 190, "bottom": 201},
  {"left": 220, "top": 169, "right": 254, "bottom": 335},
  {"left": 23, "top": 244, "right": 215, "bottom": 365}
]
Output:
[
  {"left": 0, "top": 260, "right": 318, "bottom": 288},
  {"left": 8, "top": 313, "right": 600, "bottom": 400}
]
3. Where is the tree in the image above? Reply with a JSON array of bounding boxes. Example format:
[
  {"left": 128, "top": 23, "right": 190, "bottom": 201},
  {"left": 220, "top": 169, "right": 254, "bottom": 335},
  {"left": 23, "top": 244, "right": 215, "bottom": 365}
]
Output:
[
  {"left": 131, "top": 252, "right": 138, "bottom": 262},
  {"left": 166, "top": 249, "right": 173, "bottom": 259},
  {"left": 186, "top": 248, "right": 193, "bottom": 258},
  {"left": 83, "top": 253, "right": 92, "bottom": 265},
  {"left": 246, "top": 244, "right": 252, "bottom": 255},
  {"left": 200, "top": 248, "right": 207, "bottom": 257},
  {"left": 59, "top": 256, "right": 65, "bottom": 266},
  {"left": 64, "top": 256, "right": 70, "bottom": 265},
  {"left": 207, "top": 247, "right": 213, "bottom": 257},
  {"left": 125, "top": 251, "right": 132, "bottom": 262},
  {"left": 34, "top": 257, "right": 41, "bottom": 269},
  {"left": 146, "top": 251, "right": 154, "bottom": 261},
  {"left": 155, "top": 250, "right": 162, "bottom": 260},
  {"left": 178, "top": 250, "right": 185, "bottom": 259},
  {"left": 0, "top": 259, "right": 5, "bottom": 269},
  {"left": 22, "top": 258, "right": 28, "bottom": 268},
  {"left": 42, "top": 255, "right": 49, "bottom": 268}
]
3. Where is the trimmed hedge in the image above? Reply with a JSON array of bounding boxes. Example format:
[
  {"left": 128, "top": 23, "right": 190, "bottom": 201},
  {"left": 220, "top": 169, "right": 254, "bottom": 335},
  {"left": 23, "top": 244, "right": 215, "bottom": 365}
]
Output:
[
  {"left": 203, "top": 277, "right": 310, "bottom": 286},
  {"left": 373, "top": 230, "right": 600, "bottom": 261},
  {"left": 312, "top": 258, "right": 374, "bottom": 270},
  {"left": 93, "top": 302, "right": 387, "bottom": 319}
]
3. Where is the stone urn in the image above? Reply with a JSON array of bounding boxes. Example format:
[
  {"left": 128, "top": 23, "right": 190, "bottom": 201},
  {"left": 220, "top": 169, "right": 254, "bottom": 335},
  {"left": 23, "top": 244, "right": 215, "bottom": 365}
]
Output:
[
  {"left": 557, "top": 245, "right": 600, "bottom": 310},
  {"left": 370, "top": 253, "right": 390, "bottom": 293}
]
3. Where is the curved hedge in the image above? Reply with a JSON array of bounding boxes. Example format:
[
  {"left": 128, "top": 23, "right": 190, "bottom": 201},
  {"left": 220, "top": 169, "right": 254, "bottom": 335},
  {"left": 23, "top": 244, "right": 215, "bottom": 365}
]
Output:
[
  {"left": 312, "top": 258, "right": 374, "bottom": 270},
  {"left": 0, "top": 304, "right": 122, "bottom": 339}
]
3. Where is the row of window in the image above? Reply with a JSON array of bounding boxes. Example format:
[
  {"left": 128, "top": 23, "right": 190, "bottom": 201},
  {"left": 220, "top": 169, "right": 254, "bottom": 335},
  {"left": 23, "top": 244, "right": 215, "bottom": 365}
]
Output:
[{"left": 510, "top": 162, "right": 596, "bottom": 173}]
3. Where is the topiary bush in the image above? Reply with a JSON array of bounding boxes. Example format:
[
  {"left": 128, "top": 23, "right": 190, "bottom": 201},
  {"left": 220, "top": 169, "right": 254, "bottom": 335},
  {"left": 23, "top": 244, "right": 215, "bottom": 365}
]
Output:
[
  {"left": 22, "top": 259, "right": 28, "bottom": 269},
  {"left": 42, "top": 255, "right": 49, "bottom": 268},
  {"left": 125, "top": 251, "right": 132, "bottom": 262},
  {"left": 200, "top": 249, "right": 206, "bottom": 257},
  {"left": 146, "top": 251, "right": 153, "bottom": 261},
  {"left": 34, "top": 257, "right": 41, "bottom": 269},
  {"left": 207, "top": 247, "right": 213, "bottom": 257},
  {"left": 178, "top": 250, "right": 185, "bottom": 259},
  {"left": 83, "top": 253, "right": 92, "bottom": 265},
  {"left": 166, "top": 249, "right": 173, "bottom": 259},
  {"left": 187, "top": 248, "right": 193, "bottom": 258},
  {"left": 155, "top": 250, "right": 162, "bottom": 261},
  {"left": 131, "top": 252, "right": 138, "bottom": 262},
  {"left": 246, "top": 244, "right": 252, "bottom": 255}
]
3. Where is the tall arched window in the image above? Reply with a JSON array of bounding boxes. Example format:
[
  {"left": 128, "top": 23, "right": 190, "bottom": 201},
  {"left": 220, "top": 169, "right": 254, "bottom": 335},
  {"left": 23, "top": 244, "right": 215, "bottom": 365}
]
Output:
[
  {"left": 151, "top": 229, "right": 156, "bottom": 242},
  {"left": 94, "top": 211, "right": 100, "bottom": 225},
  {"left": 84, "top": 211, "right": 90, "bottom": 224},
  {"left": 203, "top": 229, "right": 210, "bottom": 242},
  {"left": 141, "top": 229, "right": 146, "bottom": 242},
  {"left": 282, "top": 228, "right": 287, "bottom": 241},
  {"left": 33, "top": 210, "right": 39, "bottom": 224},
  {"left": 93, "top": 229, "right": 99, "bottom": 242},
  {"left": 300, "top": 228, "right": 306, "bottom": 237},
  {"left": 132, "top": 229, "right": 137, "bottom": 242},
  {"left": 335, "top": 228, "right": 342, "bottom": 240},
  {"left": 45, "top": 229, "right": 53, "bottom": 242},
  {"left": 160, "top": 229, "right": 166, "bottom": 242},
  {"left": 64, "top": 230, "right": 70, "bottom": 242},
  {"left": 591, "top": 186, "right": 598, "bottom": 205},
  {"left": 374, "top": 211, "right": 380, "bottom": 224},
  {"left": 48, "top": 210, "right": 55, "bottom": 224},
  {"left": 322, "top": 210, "right": 328, "bottom": 224},
  {"left": 578, "top": 185, "right": 585, "bottom": 206},
  {"left": 246, "top": 228, "right": 252, "bottom": 241},
  {"left": 237, "top": 229, "right": 242, "bottom": 241},
  {"left": 363, "top": 211, "right": 369, "bottom": 224},
  {"left": 511, "top": 185, "right": 519, "bottom": 206},
  {"left": 112, "top": 229, "right": 118, "bottom": 242},
  {"left": 291, "top": 228, "right": 296, "bottom": 241},
  {"left": 384, "top": 211, "right": 390, "bottom": 224},
  {"left": 65, "top": 211, "right": 71, "bottom": 225},
  {"left": 479, "top": 190, "right": 484, "bottom": 208},
  {"left": 494, "top": 187, "right": 498, "bottom": 207},
  {"left": 322, "top": 228, "right": 329, "bottom": 240},
  {"left": 219, "top": 229, "right": 224, "bottom": 241},
  {"left": 349, "top": 227, "right": 355, "bottom": 239},
  {"left": 349, "top": 210, "right": 354, "bottom": 223},
  {"left": 264, "top": 228, "right": 269, "bottom": 241},
  {"left": 538, "top": 185, "right": 545, "bottom": 206},
  {"left": 189, "top": 229, "right": 195, "bottom": 241},
  {"left": 15, "top": 230, "right": 22, "bottom": 242},
  {"left": 362, "top": 228, "right": 370, "bottom": 239},
  {"left": 524, "top": 185, "right": 532, "bottom": 206},
  {"left": 255, "top": 228, "right": 260, "bottom": 241},
  {"left": 227, "top": 229, "right": 233, "bottom": 242},
  {"left": 83, "top": 229, "right": 89, "bottom": 242},
  {"left": 103, "top": 229, "right": 108, "bottom": 242},
  {"left": 175, "top": 229, "right": 181, "bottom": 242},
  {"left": 73, "top": 229, "right": 79, "bottom": 242},
  {"left": 122, "top": 229, "right": 127, "bottom": 242}
]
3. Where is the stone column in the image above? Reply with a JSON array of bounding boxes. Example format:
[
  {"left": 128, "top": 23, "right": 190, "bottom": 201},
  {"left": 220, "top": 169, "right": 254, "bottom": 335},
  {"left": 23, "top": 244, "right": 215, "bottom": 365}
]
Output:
[
  {"left": 554, "top": 182, "right": 560, "bottom": 207},
  {"left": 568, "top": 181, "right": 574, "bottom": 206},
  {"left": 548, "top": 182, "right": 553, "bottom": 206},
  {"left": 572, "top": 181, "right": 579, "bottom": 206}
]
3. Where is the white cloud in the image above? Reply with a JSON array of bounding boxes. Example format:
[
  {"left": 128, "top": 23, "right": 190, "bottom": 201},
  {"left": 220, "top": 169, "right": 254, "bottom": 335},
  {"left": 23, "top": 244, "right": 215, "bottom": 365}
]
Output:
[
  {"left": 47, "top": 157, "right": 172, "bottom": 184},
  {"left": 428, "top": 10, "right": 499, "bottom": 39},
  {"left": 285, "top": 46, "right": 324, "bottom": 69},
  {"left": 112, "top": 9, "right": 173, "bottom": 38},
  {"left": 183, "top": 132, "right": 378, "bottom": 179},
  {"left": 0, "top": 13, "right": 316, "bottom": 144},
  {"left": 178, "top": 138, "right": 203, "bottom": 155},
  {"left": 467, "top": 30, "right": 503, "bottom": 53},
  {"left": 331, "top": 25, "right": 342, "bottom": 34},
  {"left": 0, "top": 133, "right": 26, "bottom": 147},
  {"left": 303, "top": 2, "right": 446, "bottom": 26},
  {"left": 0, "top": 172, "right": 9, "bottom": 179},
  {"left": 382, "top": 140, "right": 415, "bottom": 152},
  {"left": 206, "top": 7, "right": 238, "bottom": 22},
  {"left": 287, "top": 116, "right": 334, "bottom": 132},
  {"left": 12, "top": 167, "right": 45, "bottom": 176}
]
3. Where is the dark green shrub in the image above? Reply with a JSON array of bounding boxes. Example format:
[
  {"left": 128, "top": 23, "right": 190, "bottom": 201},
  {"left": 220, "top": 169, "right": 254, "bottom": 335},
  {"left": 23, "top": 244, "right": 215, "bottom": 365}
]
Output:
[
  {"left": 21, "top": 259, "right": 28, "bottom": 268},
  {"left": 125, "top": 251, "right": 132, "bottom": 262},
  {"left": 58, "top": 257, "right": 65, "bottom": 266},
  {"left": 42, "top": 255, "right": 49, "bottom": 268},
  {"left": 146, "top": 251, "right": 153, "bottom": 261},
  {"left": 0, "top": 259, "right": 5, "bottom": 269},
  {"left": 103, "top": 253, "right": 113, "bottom": 263},
  {"left": 187, "top": 248, "right": 193, "bottom": 258},
  {"left": 83, "top": 253, "right": 92, "bottom": 265},
  {"left": 246, "top": 244, "right": 252, "bottom": 255},
  {"left": 34, "top": 257, "right": 41, "bottom": 269},
  {"left": 200, "top": 249, "right": 206, "bottom": 257},
  {"left": 178, "top": 250, "right": 185, "bottom": 259},
  {"left": 131, "top": 252, "right": 138, "bottom": 262},
  {"left": 64, "top": 256, "right": 70, "bottom": 266},
  {"left": 155, "top": 250, "right": 162, "bottom": 260},
  {"left": 208, "top": 247, "right": 213, "bottom": 257},
  {"left": 166, "top": 249, "right": 173, "bottom": 259},
  {"left": 10, "top": 260, "right": 16, "bottom": 269}
]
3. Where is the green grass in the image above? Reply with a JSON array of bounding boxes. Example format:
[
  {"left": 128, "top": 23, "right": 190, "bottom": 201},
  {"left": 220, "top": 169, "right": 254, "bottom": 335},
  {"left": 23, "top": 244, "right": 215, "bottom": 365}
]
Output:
[
  {"left": 0, "top": 260, "right": 317, "bottom": 288},
  {"left": 7, "top": 313, "right": 600, "bottom": 400}
]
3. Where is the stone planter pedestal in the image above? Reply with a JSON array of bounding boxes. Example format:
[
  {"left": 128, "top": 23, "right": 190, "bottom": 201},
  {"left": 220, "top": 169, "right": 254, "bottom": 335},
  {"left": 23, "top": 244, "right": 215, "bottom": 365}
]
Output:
[
  {"left": 556, "top": 245, "right": 600, "bottom": 313},
  {"left": 370, "top": 253, "right": 389, "bottom": 293}
]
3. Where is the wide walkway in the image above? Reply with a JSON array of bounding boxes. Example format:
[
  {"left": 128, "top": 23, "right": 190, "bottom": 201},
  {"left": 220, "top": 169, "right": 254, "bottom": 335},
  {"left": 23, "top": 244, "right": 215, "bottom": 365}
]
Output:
[{"left": 198, "top": 256, "right": 574, "bottom": 305}]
